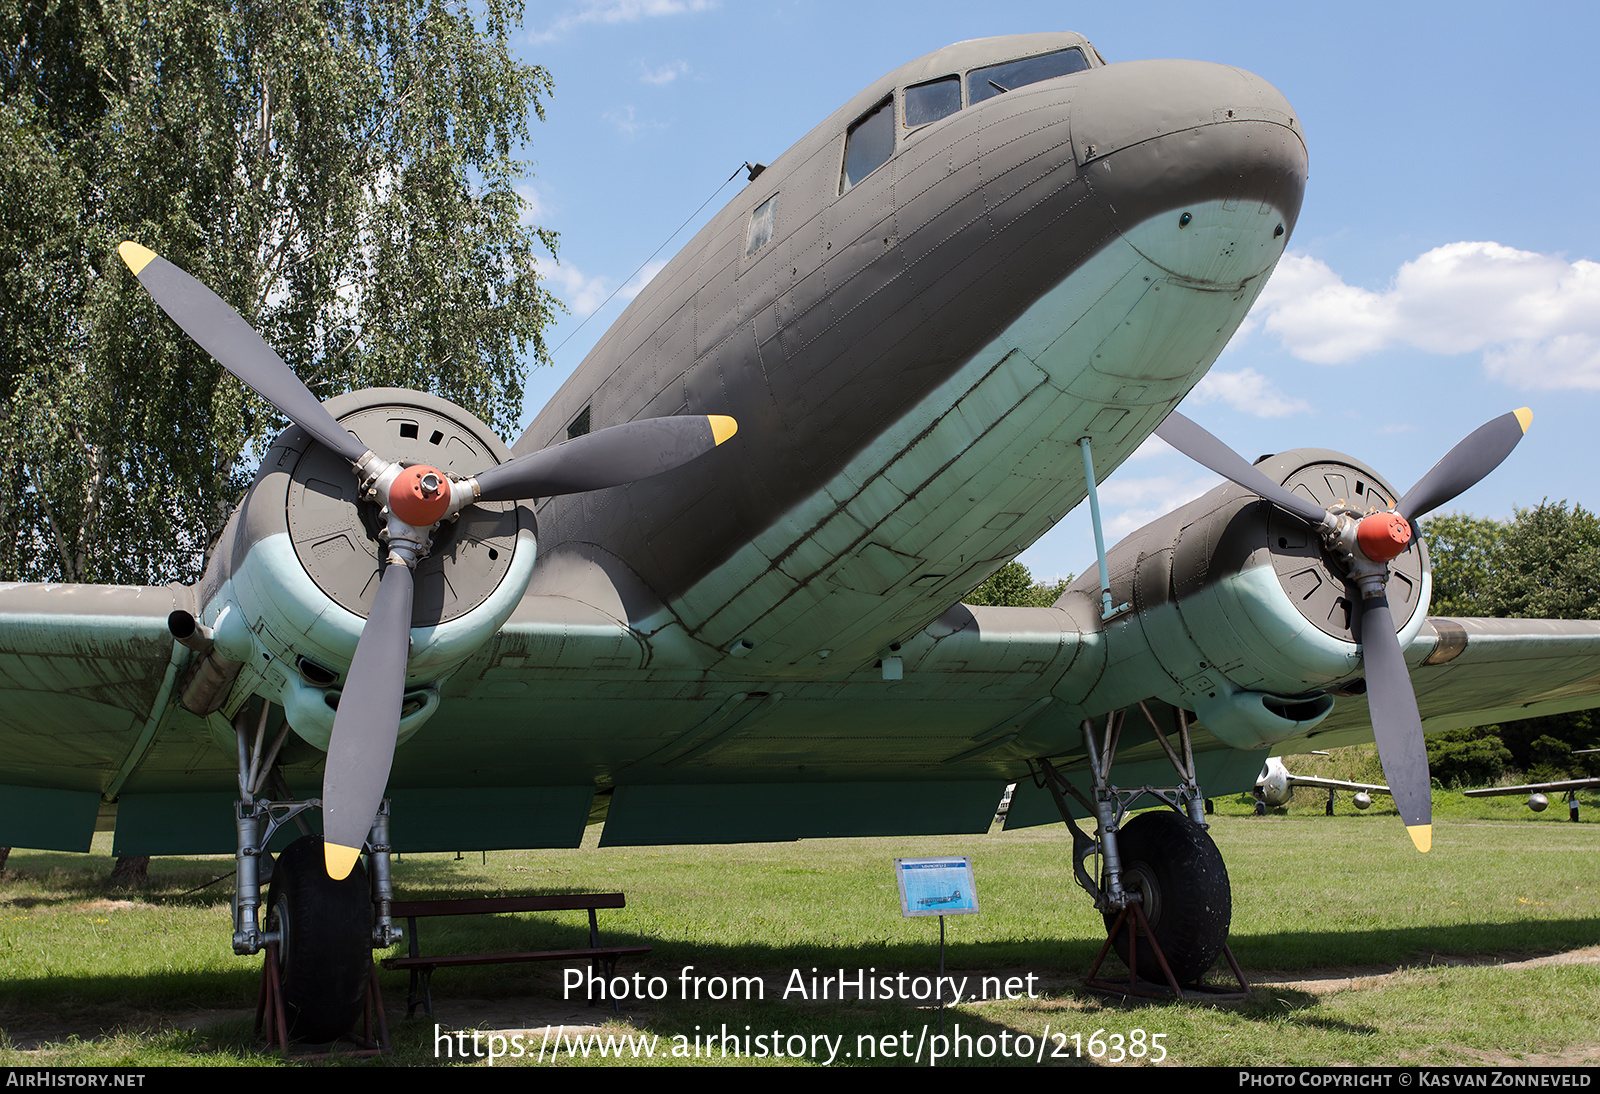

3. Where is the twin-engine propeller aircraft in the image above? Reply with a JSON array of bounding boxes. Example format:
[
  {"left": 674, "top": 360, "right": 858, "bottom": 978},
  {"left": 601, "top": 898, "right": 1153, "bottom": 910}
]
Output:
[{"left": 7, "top": 32, "right": 1600, "bottom": 1036}]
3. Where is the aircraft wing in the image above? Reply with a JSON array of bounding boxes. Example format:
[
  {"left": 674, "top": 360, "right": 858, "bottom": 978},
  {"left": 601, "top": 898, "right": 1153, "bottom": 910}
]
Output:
[
  {"left": 1290, "top": 616, "right": 1600, "bottom": 752},
  {"left": 1463, "top": 778, "right": 1600, "bottom": 798},
  {"left": 1282, "top": 773, "right": 1391, "bottom": 795},
  {"left": 0, "top": 583, "right": 192, "bottom": 849}
]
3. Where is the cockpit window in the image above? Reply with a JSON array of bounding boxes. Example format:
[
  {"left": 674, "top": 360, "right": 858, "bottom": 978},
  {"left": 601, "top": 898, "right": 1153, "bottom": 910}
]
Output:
[
  {"left": 840, "top": 96, "right": 894, "bottom": 193},
  {"left": 745, "top": 194, "right": 776, "bottom": 257},
  {"left": 967, "top": 48, "right": 1089, "bottom": 106},
  {"left": 904, "top": 76, "right": 961, "bottom": 129}
]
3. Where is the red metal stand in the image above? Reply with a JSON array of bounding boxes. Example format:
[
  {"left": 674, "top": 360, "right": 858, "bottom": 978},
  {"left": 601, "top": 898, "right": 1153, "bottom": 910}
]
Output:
[
  {"left": 1085, "top": 902, "right": 1250, "bottom": 1001},
  {"left": 256, "top": 942, "right": 392, "bottom": 1058}
]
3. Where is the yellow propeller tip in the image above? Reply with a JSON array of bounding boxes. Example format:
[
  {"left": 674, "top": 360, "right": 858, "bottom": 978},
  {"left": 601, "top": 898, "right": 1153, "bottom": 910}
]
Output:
[
  {"left": 117, "top": 241, "right": 156, "bottom": 275},
  {"left": 1514, "top": 407, "right": 1533, "bottom": 434},
  {"left": 708, "top": 415, "right": 738, "bottom": 446},
  {"left": 323, "top": 841, "right": 363, "bottom": 880},
  {"left": 1406, "top": 823, "right": 1432, "bottom": 853}
]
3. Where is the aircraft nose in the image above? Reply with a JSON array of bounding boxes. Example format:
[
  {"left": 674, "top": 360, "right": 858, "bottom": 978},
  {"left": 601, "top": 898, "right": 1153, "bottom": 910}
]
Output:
[{"left": 1072, "top": 60, "right": 1308, "bottom": 286}]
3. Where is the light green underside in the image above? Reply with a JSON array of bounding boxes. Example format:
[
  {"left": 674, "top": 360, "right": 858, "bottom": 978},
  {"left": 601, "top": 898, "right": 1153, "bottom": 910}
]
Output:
[
  {"left": 4, "top": 198, "right": 1600, "bottom": 853},
  {"left": 6, "top": 600, "right": 1600, "bottom": 853}
]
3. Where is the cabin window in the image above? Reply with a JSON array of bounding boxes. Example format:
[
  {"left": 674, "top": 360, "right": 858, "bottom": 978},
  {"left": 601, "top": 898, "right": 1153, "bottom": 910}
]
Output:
[
  {"left": 745, "top": 194, "right": 776, "bottom": 256},
  {"left": 967, "top": 48, "right": 1089, "bottom": 106},
  {"left": 567, "top": 405, "right": 591, "bottom": 439},
  {"left": 840, "top": 96, "right": 894, "bottom": 193},
  {"left": 904, "top": 75, "right": 961, "bottom": 128}
]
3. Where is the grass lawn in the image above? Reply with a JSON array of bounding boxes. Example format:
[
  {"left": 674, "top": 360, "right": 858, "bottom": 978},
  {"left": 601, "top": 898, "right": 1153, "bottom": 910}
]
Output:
[{"left": 0, "top": 799, "right": 1595, "bottom": 1067}]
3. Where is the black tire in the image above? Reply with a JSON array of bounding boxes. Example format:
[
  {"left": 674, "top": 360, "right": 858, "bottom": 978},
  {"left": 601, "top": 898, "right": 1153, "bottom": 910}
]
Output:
[
  {"left": 265, "top": 835, "right": 372, "bottom": 1042},
  {"left": 1101, "top": 810, "right": 1230, "bottom": 985}
]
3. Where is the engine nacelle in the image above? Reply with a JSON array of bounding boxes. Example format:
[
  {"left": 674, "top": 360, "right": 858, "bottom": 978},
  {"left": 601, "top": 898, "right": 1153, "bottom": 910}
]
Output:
[
  {"left": 1076, "top": 448, "right": 1431, "bottom": 750},
  {"left": 186, "top": 389, "right": 537, "bottom": 749},
  {"left": 1255, "top": 758, "right": 1293, "bottom": 806}
]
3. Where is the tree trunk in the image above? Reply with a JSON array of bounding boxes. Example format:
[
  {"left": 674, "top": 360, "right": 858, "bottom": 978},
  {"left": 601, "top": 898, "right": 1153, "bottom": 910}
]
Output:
[{"left": 109, "top": 855, "right": 149, "bottom": 887}]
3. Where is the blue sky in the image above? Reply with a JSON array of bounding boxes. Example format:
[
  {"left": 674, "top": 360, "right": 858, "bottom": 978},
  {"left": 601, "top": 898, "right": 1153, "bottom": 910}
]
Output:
[{"left": 509, "top": 1, "right": 1600, "bottom": 583}]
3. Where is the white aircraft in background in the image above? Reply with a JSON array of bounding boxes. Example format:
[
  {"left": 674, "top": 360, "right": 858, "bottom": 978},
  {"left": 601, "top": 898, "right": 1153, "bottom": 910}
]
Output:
[{"left": 1253, "top": 756, "right": 1392, "bottom": 815}]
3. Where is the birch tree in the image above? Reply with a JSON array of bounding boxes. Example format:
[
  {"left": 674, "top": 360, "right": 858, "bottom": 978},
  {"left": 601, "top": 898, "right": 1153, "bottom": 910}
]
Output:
[{"left": 0, "top": 0, "right": 558, "bottom": 584}]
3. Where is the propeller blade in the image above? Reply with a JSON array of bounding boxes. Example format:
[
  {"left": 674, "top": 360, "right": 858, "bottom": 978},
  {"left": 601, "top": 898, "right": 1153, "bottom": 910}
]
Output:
[
  {"left": 471, "top": 414, "right": 738, "bottom": 503},
  {"left": 1396, "top": 408, "right": 1532, "bottom": 521},
  {"left": 1155, "top": 411, "right": 1331, "bottom": 526},
  {"left": 117, "top": 242, "right": 369, "bottom": 467},
  {"left": 1355, "top": 593, "right": 1433, "bottom": 852},
  {"left": 322, "top": 560, "right": 414, "bottom": 879}
]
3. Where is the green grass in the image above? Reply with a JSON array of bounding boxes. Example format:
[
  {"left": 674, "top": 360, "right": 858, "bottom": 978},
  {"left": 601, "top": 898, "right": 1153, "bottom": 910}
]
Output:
[{"left": 1, "top": 813, "right": 1596, "bottom": 1067}]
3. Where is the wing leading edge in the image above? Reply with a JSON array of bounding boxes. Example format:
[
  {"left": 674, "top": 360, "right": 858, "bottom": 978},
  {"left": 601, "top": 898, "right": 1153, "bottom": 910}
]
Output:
[
  {"left": 1294, "top": 617, "right": 1600, "bottom": 751},
  {"left": 5, "top": 566, "right": 1600, "bottom": 852}
]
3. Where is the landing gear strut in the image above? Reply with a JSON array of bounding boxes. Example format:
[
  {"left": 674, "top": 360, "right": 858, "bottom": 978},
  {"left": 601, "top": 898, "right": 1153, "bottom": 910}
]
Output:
[
  {"left": 229, "top": 706, "right": 400, "bottom": 1044},
  {"left": 1033, "top": 701, "right": 1247, "bottom": 996}
]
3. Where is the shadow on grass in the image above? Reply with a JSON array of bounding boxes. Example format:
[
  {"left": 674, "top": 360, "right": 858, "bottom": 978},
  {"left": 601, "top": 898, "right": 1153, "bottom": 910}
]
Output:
[
  {"left": 1230, "top": 986, "right": 1379, "bottom": 1033},
  {"left": 6, "top": 835, "right": 1596, "bottom": 1065},
  {"left": 1231, "top": 919, "right": 1600, "bottom": 969},
  {"left": 7, "top": 915, "right": 1593, "bottom": 1012},
  {"left": 0, "top": 968, "right": 260, "bottom": 1015}
]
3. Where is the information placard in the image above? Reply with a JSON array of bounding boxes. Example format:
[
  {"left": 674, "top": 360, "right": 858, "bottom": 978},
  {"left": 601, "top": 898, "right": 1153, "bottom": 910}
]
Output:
[{"left": 893, "top": 856, "right": 978, "bottom": 917}]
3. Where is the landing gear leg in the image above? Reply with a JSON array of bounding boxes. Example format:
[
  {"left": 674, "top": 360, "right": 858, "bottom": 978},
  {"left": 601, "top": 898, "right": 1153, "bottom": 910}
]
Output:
[
  {"left": 1034, "top": 702, "right": 1248, "bottom": 997},
  {"left": 232, "top": 705, "right": 302, "bottom": 956},
  {"left": 229, "top": 706, "right": 396, "bottom": 1047}
]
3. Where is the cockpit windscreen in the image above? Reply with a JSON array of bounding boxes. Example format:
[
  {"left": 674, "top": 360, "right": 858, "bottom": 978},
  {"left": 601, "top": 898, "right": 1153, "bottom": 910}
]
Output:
[
  {"left": 968, "top": 49, "right": 1089, "bottom": 106},
  {"left": 904, "top": 76, "right": 961, "bottom": 128}
]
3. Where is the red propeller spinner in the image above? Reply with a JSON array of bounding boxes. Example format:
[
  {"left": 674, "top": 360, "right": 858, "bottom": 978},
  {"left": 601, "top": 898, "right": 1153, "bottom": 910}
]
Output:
[
  {"left": 1355, "top": 511, "right": 1413, "bottom": 564},
  {"left": 387, "top": 465, "right": 452, "bottom": 528}
]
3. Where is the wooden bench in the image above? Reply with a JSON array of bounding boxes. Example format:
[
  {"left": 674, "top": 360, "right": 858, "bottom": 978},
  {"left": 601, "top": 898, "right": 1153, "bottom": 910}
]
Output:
[{"left": 381, "top": 893, "right": 651, "bottom": 1017}]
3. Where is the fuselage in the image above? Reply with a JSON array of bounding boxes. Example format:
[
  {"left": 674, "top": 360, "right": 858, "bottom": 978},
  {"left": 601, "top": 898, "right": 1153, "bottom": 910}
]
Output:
[
  {"left": 12, "top": 35, "right": 1600, "bottom": 864},
  {"left": 522, "top": 33, "right": 1307, "bottom": 673},
  {"left": 76, "top": 33, "right": 1313, "bottom": 850}
]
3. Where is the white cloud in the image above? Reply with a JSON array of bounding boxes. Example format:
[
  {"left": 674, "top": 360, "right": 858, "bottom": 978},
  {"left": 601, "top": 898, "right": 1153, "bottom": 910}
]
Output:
[
  {"left": 639, "top": 59, "right": 690, "bottom": 85},
  {"left": 515, "top": 183, "right": 547, "bottom": 224},
  {"left": 534, "top": 257, "right": 610, "bottom": 318},
  {"left": 1099, "top": 472, "right": 1222, "bottom": 538},
  {"left": 620, "top": 259, "right": 668, "bottom": 301},
  {"left": 531, "top": 0, "right": 715, "bottom": 42},
  {"left": 603, "top": 105, "right": 665, "bottom": 136},
  {"left": 1127, "top": 434, "right": 1174, "bottom": 460},
  {"left": 1190, "top": 367, "right": 1309, "bottom": 418},
  {"left": 534, "top": 256, "right": 666, "bottom": 321},
  {"left": 1249, "top": 243, "right": 1600, "bottom": 388}
]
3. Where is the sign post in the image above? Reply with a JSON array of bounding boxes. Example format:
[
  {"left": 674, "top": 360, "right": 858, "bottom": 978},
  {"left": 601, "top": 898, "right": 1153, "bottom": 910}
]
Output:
[{"left": 893, "top": 856, "right": 978, "bottom": 1034}]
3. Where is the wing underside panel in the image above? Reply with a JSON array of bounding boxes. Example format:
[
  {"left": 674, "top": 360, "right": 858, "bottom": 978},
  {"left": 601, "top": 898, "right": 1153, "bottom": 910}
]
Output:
[
  {"left": 8, "top": 592, "right": 1600, "bottom": 853},
  {"left": 0, "top": 584, "right": 190, "bottom": 849}
]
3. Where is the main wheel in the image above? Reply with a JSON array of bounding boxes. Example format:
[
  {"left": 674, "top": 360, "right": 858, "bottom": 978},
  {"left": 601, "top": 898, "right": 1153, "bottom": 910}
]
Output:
[
  {"left": 1101, "top": 810, "right": 1230, "bottom": 985},
  {"left": 265, "top": 835, "right": 372, "bottom": 1042}
]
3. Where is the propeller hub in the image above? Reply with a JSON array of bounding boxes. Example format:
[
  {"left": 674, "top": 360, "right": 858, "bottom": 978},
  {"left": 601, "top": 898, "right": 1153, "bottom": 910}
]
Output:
[
  {"left": 388, "top": 464, "right": 452, "bottom": 527},
  {"left": 1356, "top": 511, "right": 1413, "bottom": 563}
]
